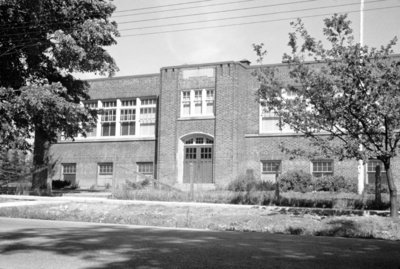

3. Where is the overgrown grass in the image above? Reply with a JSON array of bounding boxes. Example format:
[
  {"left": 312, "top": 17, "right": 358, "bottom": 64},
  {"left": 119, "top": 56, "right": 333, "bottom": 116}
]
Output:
[
  {"left": 113, "top": 187, "right": 395, "bottom": 211},
  {"left": 0, "top": 202, "right": 399, "bottom": 240}
]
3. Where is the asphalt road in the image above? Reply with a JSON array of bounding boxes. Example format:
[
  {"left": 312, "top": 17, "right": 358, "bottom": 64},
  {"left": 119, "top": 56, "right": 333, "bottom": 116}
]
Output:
[{"left": 0, "top": 217, "right": 399, "bottom": 269}]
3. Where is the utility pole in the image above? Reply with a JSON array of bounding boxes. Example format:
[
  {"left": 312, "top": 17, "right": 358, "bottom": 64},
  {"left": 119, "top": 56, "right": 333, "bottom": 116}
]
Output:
[{"left": 357, "top": 0, "right": 366, "bottom": 194}]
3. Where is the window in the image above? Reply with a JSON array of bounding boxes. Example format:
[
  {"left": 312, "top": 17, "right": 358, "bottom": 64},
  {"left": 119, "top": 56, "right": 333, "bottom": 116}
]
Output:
[
  {"left": 62, "top": 163, "right": 76, "bottom": 182},
  {"left": 261, "top": 160, "right": 281, "bottom": 174},
  {"left": 140, "top": 106, "right": 156, "bottom": 136},
  {"left": 120, "top": 109, "right": 136, "bottom": 136},
  {"left": 98, "top": 163, "right": 113, "bottom": 175},
  {"left": 84, "top": 102, "right": 98, "bottom": 137},
  {"left": 367, "top": 159, "right": 387, "bottom": 185},
  {"left": 180, "top": 89, "right": 215, "bottom": 117},
  {"left": 259, "top": 100, "right": 292, "bottom": 134},
  {"left": 77, "top": 97, "right": 157, "bottom": 140},
  {"left": 101, "top": 109, "right": 116, "bottom": 136},
  {"left": 137, "top": 162, "right": 154, "bottom": 175},
  {"left": 206, "top": 90, "right": 214, "bottom": 114},
  {"left": 311, "top": 160, "right": 333, "bottom": 177}
]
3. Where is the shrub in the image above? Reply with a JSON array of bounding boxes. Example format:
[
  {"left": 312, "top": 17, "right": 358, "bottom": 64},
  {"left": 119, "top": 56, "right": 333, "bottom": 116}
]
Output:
[
  {"left": 364, "top": 184, "right": 389, "bottom": 194},
  {"left": 52, "top": 180, "right": 71, "bottom": 189},
  {"left": 124, "top": 178, "right": 152, "bottom": 190},
  {"left": 227, "top": 174, "right": 257, "bottom": 192},
  {"left": 278, "top": 170, "right": 312, "bottom": 193},
  {"left": 227, "top": 174, "right": 276, "bottom": 192},
  {"left": 314, "top": 176, "right": 357, "bottom": 193}
]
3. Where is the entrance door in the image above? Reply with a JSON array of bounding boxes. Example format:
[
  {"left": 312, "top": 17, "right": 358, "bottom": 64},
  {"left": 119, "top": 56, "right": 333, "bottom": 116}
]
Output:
[{"left": 183, "top": 137, "right": 213, "bottom": 183}]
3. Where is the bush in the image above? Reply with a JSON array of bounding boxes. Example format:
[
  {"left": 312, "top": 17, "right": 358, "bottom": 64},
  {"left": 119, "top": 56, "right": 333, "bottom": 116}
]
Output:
[
  {"left": 124, "top": 178, "right": 152, "bottom": 190},
  {"left": 364, "top": 184, "right": 389, "bottom": 194},
  {"left": 227, "top": 174, "right": 275, "bottom": 192},
  {"left": 314, "top": 176, "right": 357, "bottom": 193},
  {"left": 52, "top": 180, "right": 71, "bottom": 189},
  {"left": 279, "top": 170, "right": 312, "bottom": 193}
]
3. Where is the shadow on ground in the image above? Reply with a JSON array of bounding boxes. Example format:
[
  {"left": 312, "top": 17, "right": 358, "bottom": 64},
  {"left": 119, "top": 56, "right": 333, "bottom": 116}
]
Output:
[{"left": 0, "top": 219, "right": 399, "bottom": 269}]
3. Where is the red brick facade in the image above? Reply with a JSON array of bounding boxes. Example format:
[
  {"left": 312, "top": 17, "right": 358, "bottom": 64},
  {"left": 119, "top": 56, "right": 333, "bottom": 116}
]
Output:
[{"left": 49, "top": 60, "right": 400, "bottom": 191}]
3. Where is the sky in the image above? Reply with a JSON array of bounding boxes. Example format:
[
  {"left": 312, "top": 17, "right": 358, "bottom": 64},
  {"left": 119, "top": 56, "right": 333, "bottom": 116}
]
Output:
[{"left": 81, "top": 0, "right": 400, "bottom": 79}]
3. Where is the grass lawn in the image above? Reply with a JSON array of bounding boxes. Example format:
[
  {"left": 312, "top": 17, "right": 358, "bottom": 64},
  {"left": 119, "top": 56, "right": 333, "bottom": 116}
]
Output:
[{"left": 0, "top": 201, "right": 399, "bottom": 240}]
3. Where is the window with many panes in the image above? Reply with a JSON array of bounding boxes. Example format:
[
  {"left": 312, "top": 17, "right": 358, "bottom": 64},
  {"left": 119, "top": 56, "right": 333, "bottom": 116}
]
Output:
[
  {"left": 101, "top": 101, "right": 116, "bottom": 136},
  {"left": 62, "top": 163, "right": 76, "bottom": 182},
  {"left": 311, "top": 160, "right": 333, "bottom": 177},
  {"left": 181, "top": 89, "right": 214, "bottom": 117},
  {"left": 137, "top": 162, "right": 154, "bottom": 175},
  {"left": 120, "top": 100, "right": 136, "bottom": 136},
  {"left": 75, "top": 97, "right": 156, "bottom": 140},
  {"left": 140, "top": 104, "right": 156, "bottom": 137},
  {"left": 261, "top": 160, "right": 281, "bottom": 174},
  {"left": 98, "top": 163, "right": 113, "bottom": 175},
  {"left": 84, "top": 102, "right": 98, "bottom": 137}
]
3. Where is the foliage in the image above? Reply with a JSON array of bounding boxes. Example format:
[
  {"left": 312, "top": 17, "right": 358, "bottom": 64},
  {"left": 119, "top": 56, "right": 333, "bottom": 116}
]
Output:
[
  {"left": 124, "top": 178, "right": 152, "bottom": 190},
  {"left": 254, "top": 14, "right": 400, "bottom": 216},
  {"left": 0, "top": 0, "right": 119, "bottom": 187},
  {"left": 278, "top": 170, "right": 312, "bottom": 193},
  {"left": 51, "top": 179, "right": 72, "bottom": 189},
  {"left": 313, "top": 175, "right": 357, "bottom": 193},
  {"left": 0, "top": 149, "right": 32, "bottom": 184},
  {"left": 227, "top": 174, "right": 276, "bottom": 192}
]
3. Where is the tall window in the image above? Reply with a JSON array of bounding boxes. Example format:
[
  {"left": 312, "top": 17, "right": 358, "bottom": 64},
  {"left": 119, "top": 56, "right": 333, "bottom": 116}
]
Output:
[
  {"left": 311, "top": 159, "right": 334, "bottom": 177},
  {"left": 101, "top": 101, "right": 116, "bottom": 136},
  {"left": 259, "top": 92, "right": 293, "bottom": 134},
  {"left": 120, "top": 99, "right": 136, "bottom": 136},
  {"left": 84, "top": 101, "right": 98, "bottom": 137},
  {"left": 140, "top": 98, "right": 156, "bottom": 136},
  {"left": 77, "top": 97, "right": 156, "bottom": 139},
  {"left": 180, "top": 89, "right": 215, "bottom": 117}
]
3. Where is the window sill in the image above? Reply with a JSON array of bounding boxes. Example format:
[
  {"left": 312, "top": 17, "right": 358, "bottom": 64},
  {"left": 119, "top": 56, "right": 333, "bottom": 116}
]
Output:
[
  {"left": 178, "top": 116, "right": 215, "bottom": 121},
  {"left": 59, "top": 136, "right": 156, "bottom": 143},
  {"left": 245, "top": 133, "right": 302, "bottom": 138}
]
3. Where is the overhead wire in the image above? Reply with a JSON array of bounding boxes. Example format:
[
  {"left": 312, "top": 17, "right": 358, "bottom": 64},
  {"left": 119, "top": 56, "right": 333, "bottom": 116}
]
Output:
[
  {"left": 113, "top": 0, "right": 297, "bottom": 18},
  {"left": 116, "top": 0, "right": 332, "bottom": 24},
  {"left": 0, "top": 0, "right": 390, "bottom": 38},
  {"left": 0, "top": 3, "right": 398, "bottom": 56},
  {"left": 118, "top": 0, "right": 389, "bottom": 31},
  {"left": 120, "top": 5, "right": 400, "bottom": 37},
  {"left": 114, "top": 0, "right": 214, "bottom": 13}
]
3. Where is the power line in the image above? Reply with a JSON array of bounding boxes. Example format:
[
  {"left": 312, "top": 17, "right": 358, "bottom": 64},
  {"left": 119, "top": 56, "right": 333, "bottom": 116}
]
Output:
[
  {"left": 114, "top": 0, "right": 213, "bottom": 13},
  {"left": 0, "top": 0, "right": 390, "bottom": 38},
  {"left": 117, "top": 0, "right": 324, "bottom": 24},
  {"left": 119, "top": 0, "right": 387, "bottom": 32},
  {"left": 120, "top": 5, "right": 400, "bottom": 37},
  {"left": 1, "top": 4, "right": 398, "bottom": 46},
  {"left": 113, "top": 0, "right": 276, "bottom": 18}
]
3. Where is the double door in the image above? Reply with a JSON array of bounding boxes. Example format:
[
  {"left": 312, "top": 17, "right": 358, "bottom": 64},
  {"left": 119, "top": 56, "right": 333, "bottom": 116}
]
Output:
[{"left": 183, "top": 146, "right": 213, "bottom": 183}]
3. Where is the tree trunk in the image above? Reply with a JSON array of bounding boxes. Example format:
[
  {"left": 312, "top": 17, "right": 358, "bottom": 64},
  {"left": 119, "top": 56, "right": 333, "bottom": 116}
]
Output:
[
  {"left": 375, "top": 165, "right": 382, "bottom": 207},
  {"left": 383, "top": 159, "right": 398, "bottom": 218},
  {"left": 32, "top": 127, "right": 50, "bottom": 190}
]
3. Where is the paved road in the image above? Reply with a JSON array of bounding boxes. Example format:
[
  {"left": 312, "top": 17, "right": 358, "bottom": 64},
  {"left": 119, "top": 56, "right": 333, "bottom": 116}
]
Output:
[{"left": 0, "top": 217, "right": 399, "bottom": 269}]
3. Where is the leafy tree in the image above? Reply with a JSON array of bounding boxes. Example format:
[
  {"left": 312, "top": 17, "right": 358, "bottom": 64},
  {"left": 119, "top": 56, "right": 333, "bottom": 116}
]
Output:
[
  {"left": 254, "top": 14, "right": 400, "bottom": 217},
  {"left": 0, "top": 0, "right": 119, "bottom": 188}
]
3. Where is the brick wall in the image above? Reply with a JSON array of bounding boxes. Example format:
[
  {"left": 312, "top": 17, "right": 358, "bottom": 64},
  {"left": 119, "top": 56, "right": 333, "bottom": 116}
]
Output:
[{"left": 50, "top": 140, "right": 156, "bottom": 188}]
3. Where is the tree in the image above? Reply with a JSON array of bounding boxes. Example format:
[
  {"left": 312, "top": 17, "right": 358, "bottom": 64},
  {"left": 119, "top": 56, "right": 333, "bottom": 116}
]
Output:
[
  {"left": 254, "top": 14, "right": 400, "bottom": 217},
  {"left": 0, "top": 0, "right": 119, "bottom": 189}
]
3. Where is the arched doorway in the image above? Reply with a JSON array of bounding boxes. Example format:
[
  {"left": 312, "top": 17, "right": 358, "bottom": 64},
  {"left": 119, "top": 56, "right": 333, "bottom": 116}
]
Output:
[{"left": 182, "top": 135, "right": 213, "bottom": 183}]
